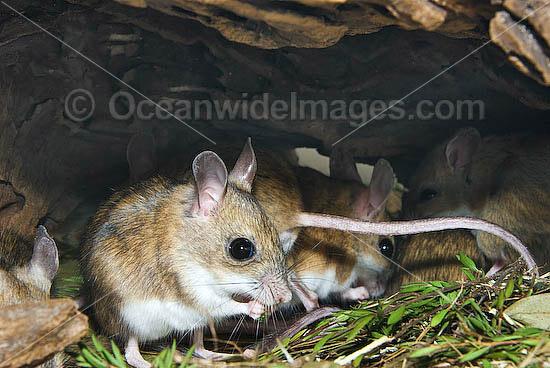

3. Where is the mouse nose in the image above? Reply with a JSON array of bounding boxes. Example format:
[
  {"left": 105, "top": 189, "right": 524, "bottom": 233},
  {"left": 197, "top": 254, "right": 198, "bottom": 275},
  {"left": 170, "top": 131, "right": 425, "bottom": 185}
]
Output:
[
  {"left": 261, "top": 274, "right": 293, "bottom": 305},
  {"left": 278, "top": 286, "right": 293, "bottom": 304}
]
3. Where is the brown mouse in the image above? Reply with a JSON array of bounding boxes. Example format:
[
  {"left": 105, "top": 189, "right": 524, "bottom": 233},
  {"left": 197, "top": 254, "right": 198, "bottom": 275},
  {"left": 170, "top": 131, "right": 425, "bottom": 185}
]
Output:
[
  {"left": 0, "top": 225, "right": 58, "bottom": 307},
  {"left": 80, "top": 146, "right": 293, "bottom": 368},
  {"left": 404, "top": 127, "right": 548, "bottom": 275},
  {"left": 387, "top": 230, "right": 485, "bottom": 294},
  {"left": 0, "top": 225, "right": 65, "bottom": 368},
  {"left": 287, "top": 159, "right": 396, "bottom": 310}
]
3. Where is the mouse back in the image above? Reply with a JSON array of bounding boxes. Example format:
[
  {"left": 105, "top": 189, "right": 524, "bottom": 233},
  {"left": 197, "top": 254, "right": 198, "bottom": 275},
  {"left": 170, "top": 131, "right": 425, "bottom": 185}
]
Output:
[{"left": 388, "top": 230, "right": 485, "bottom": 294}]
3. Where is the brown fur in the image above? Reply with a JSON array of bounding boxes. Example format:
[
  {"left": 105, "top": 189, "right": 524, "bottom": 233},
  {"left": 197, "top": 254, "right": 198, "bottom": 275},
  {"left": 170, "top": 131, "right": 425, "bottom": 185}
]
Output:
[
  {"left": 388, "top": 230, "right": 485, "bottom": 294},
  {"left": 405, "top": 130, "right": 550, "bottom": 272},
  {"left": 81, "top": 169, "right": 287, "bottom": 342},
  {"left": 161, "top": 146, "right": 303, "bottom": 245},
  {"left": 0, "top": 229, "right": 48, "bottom": 306},
  {"left": 0, "top": 228, "right": 66, "bottom": 368}
]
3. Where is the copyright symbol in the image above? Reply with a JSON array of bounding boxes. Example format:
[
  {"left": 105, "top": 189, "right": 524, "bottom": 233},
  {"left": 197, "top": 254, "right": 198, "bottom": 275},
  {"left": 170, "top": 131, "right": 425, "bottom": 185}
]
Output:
[{"left": 64, "top": 89, "right": 95, "bottom": 122}]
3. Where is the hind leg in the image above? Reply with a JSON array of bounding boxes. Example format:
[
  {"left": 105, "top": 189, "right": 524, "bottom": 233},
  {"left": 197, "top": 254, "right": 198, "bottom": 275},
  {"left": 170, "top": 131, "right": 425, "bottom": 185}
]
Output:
[
  {"left": 192, "top": 329, "right": 236, "bottom": 360},
  {"left": 125, "top": 335, "right": 151, "bottom": 368}
]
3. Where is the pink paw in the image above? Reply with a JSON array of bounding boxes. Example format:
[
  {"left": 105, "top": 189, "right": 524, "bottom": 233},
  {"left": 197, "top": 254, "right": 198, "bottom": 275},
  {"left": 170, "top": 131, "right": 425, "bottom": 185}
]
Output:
[
  {"left": 243, "top": 349, "right": 256, "bottom": 359},
  {"left": 247, "top": 300, "right": 265, "bottom": 319},
  {"left": 343, "top": 286, "right": 370, "bottom": 301}
]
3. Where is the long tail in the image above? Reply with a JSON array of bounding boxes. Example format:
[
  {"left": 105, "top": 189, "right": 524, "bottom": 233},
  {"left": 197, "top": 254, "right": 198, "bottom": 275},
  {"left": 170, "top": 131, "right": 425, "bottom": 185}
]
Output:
[{"left": 297, "top": 212, "right": 537, "bottom": 274}]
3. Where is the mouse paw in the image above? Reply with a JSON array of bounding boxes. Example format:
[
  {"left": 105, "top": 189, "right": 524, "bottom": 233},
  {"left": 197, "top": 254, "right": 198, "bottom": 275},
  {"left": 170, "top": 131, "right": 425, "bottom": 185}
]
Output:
[
  {"left": 125, "top": 336, "right": 151, "bottom": 368},
  {"left": 247, "top": 300, "right": 265, "bottom": 319},
  {"left": 342, "top": 286, "right": 370, "bottom": 302},
  {"left": 243, "top": 348, "right": 257, "bottom": 359}
]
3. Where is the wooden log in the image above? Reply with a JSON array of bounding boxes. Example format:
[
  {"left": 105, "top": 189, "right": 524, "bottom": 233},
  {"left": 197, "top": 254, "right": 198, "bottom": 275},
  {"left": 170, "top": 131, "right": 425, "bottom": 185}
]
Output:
[{"left": 0, "top": 298, "right": 88, "bottom": 368}]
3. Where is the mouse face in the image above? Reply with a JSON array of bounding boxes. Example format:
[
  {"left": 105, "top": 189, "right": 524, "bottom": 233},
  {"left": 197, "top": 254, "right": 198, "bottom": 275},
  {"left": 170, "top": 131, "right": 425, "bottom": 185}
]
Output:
[
  {"left": 405, "top": 144, "right": 474, "bottom": 219},
  {"left": 289, "top": 160, "right": 396, "bottom": 303},
  {"left": 0, "top": 226, "right": 59, "bottom": 307},
  {"left": 289, "top": 228, "right": 394, "bottom": 302},
  {"left": 172, "top": 183, "right": 291, "bottom": 307},
  {"left": 405, "top": 129, "right": 485, "bottom": 219},
  {"left": 348, "top": 217, "right": 395, "bottom": 299}
]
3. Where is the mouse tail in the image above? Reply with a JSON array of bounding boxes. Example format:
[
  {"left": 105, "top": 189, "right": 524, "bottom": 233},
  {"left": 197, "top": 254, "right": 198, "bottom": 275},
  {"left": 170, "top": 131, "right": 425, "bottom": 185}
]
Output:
[{"left": 296, "top": 212, "right": 538, "bottom": 276}]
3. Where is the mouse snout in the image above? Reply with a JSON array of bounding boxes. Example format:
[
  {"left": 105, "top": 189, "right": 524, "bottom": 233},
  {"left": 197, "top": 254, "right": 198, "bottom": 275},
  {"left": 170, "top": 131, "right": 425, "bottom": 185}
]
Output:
[{"left": 260, "top": 274, "right": 293, "bottom": 305}]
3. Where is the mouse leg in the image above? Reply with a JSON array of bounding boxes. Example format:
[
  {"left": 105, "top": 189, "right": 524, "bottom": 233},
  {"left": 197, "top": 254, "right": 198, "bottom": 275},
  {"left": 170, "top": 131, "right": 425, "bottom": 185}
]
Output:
[
  {"left": 125, "top": 335, "right": 151, "bottom": 368},
  {"left": 342, "top": 286, "right": 369, "bottom": 302},
  {"left": 192, "top": 328, "right": 236, "bottom": 360},
  {"left": 289, "top": 276, "right": 319, "bottom": 312}
]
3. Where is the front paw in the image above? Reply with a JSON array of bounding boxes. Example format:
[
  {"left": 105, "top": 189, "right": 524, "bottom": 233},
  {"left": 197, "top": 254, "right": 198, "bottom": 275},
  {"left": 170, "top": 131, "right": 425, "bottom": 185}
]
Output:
[
  {"left": 247, "top": 300, "right": 265, "bottom": 319},
  {"left": 342, "top": 286, "right": 370, "bottom": 301}
]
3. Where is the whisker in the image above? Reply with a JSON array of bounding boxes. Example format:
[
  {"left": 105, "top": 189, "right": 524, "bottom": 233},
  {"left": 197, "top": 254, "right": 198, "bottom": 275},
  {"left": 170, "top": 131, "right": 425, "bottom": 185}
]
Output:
[{"left": 226, "top": 314, "right": 246, "bottom": 350}]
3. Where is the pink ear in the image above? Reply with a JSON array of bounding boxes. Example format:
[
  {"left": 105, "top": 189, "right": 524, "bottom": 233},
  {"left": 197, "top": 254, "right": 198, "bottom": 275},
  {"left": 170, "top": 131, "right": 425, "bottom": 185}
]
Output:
[
  {"left": 445, "top": 127, "right": 481, "bottom": 169},
  {"left": 30, "top": 225, "right": 59, "bottom": 281},
  {"left": 192, "top": 151, "right": 228, "bottom": 217},
  {"left": 329, "top": 148, "right": 361, "bottom": 182},
  {"left": 353, "top": 159, "right": 394, "bottom": 220},
  {"left": 228, "top": 137, "right": 257, "bottom": 193},
  {"left": 127, "top": 133, "right": 158, "bottom": 183}
]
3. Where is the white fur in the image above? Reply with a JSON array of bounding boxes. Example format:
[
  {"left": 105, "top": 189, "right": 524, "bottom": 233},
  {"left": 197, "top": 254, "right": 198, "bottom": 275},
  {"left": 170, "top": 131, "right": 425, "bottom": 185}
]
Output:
[
  {"left": 280, "top": 231, "right": 298, "bottom": 254},
  {"left": 300, "top": 267, "right": 354, "bottom": 300},
  {"left": 121, "top": 264, "right": 257, "bottom": 342},
  {"left": 184, "top": 264, "right": 258, "bottom": 311},
  {"left": 298, "top": 252, "right": 388, "bottom": 302},
  {"left": 14, "top": 265, "right": 51, "bottom": 294},
  {"left": 122, "top": 300, "right": 206, "bottom": 341}
]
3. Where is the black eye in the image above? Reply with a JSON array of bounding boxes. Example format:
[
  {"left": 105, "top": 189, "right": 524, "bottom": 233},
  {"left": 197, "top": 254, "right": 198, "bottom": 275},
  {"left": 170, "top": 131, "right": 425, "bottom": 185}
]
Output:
[
  {"left": 228, "top": 238, "right": 255, "bottom": 261},
  {"left": 378, "top": 238, "right": 394, "bottom": 258},
  {"left": 420, "top": 188, "right": 438, "bottom": 201}
]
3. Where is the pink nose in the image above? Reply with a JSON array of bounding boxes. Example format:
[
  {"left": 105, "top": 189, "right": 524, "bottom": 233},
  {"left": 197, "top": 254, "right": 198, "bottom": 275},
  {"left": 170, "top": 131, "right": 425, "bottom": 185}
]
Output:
[
  {"left": 262, "top": 275, "right": 293, "bottom": 304},
  {"left": 278, "top": 286, "right": 293, "bottom": 304}
]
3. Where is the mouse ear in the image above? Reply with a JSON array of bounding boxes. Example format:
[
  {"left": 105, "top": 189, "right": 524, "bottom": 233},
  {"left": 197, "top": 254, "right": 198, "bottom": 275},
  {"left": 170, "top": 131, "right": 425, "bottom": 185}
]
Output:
[
  {"left": 445, "top": 127, "right": 481, "bottom": 170},
  {"left": 30, "top": 225, "right": 59, "bottom": 282},
  {"left": 192, "top": 151, "right": 228, "bottom": 217},
  {"left": 127, "top": 133, "right": 158, "bottom": 183},
  {"left": 329, "top": 148, "right": 362, "bottom": 183},
  {"left": 353, "top": 159, "right": 394, "bottom": 221},
  {"left": 228, "top": 137, "right": 257, "bottom": 193}
]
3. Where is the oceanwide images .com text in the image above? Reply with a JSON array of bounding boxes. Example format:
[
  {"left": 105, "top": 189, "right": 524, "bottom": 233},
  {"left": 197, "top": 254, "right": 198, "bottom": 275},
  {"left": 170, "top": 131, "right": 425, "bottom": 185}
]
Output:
[{"left": 64, "top": 89, "right": 486, "bottom": 124}]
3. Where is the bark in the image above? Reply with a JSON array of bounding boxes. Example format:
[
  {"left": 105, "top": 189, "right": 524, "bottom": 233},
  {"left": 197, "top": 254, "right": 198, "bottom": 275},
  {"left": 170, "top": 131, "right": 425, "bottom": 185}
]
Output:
[{"left": 0, "top": 299, "right": 88, "bottom": 368}]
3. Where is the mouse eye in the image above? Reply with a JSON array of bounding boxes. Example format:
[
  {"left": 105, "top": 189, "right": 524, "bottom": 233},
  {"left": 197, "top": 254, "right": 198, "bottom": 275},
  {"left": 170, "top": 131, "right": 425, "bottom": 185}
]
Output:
[
  {"left": 228, "top": 238, "right": 255, "bottom": 261},
  {"left": 420, "top": 188, "right": 438, "bottom": 201},
  {"left": 378, "top": 238, "right": 394, "bottom": 258}
]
